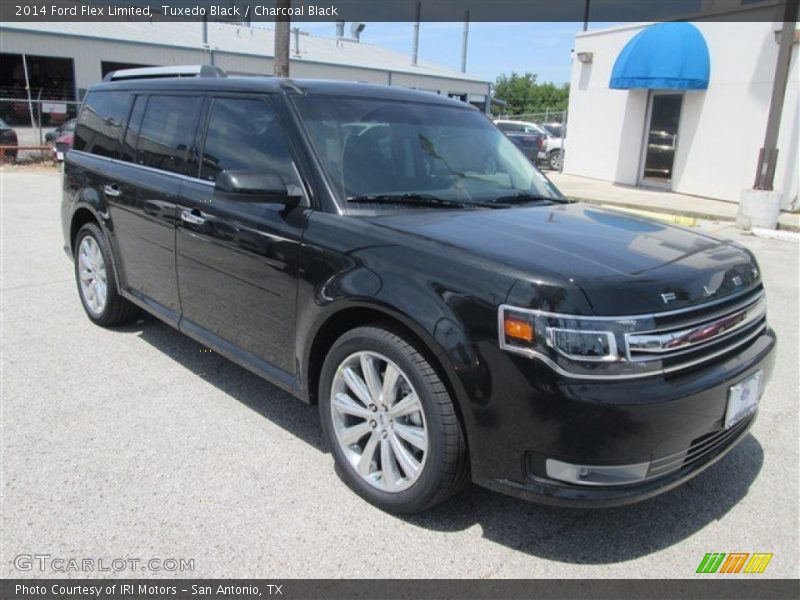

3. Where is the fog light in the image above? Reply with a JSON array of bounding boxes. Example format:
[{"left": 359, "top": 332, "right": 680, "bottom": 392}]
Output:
[{"left": 545, "top": 459, "right": 650, "bottom": 486}]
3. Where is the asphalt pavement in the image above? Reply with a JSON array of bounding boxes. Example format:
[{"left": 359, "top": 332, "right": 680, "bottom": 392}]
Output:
[{"left": 1, "top": 167, "right": 798, "bottom": 578}]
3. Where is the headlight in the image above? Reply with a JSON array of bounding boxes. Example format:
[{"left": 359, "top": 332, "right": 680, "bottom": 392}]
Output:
[
  {"left": 498, "top": 304, "right": 653, "bottom": 379},
  {"left": 548, "top": 328, "right": 618, "bottom": 361}
]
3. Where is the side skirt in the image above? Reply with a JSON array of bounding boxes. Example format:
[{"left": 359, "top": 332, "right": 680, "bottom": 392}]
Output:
[{"left": 119, "top": 288, "right": 304, "bottom": 402}]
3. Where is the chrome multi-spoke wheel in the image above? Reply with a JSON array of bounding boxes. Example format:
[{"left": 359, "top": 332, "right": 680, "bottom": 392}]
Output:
[
  {"left": 78, "top": 236, "right": 108, "bottom": 315},
  {"left": 321, "top": 326, "right": 468, "bottom": 512},
  {"left": 330, "top": 351, "right": 428, "bottom": 492}
]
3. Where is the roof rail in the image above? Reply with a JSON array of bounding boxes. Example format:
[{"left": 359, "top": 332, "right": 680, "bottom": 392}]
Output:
[{"left": 104, "top": 65, "right": 227, "bottom": 82}]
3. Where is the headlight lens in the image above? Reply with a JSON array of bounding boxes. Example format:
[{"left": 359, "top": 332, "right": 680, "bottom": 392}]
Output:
[{"left": 548, "top": 328, "right": 617, "bottom": 361}]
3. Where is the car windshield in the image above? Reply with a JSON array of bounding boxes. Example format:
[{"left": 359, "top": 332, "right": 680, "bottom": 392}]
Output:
[{"left": 293, "top": 96, "right": 562, "bottom": 210}]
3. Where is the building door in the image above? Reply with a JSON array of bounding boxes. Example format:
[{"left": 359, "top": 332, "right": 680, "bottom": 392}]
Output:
[{"left": 639, "top": 92, "right": 683, "bottom": 189}]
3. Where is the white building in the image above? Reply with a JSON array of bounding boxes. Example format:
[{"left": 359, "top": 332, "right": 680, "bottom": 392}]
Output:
[
  {"left": 564, "top": 20, "right": 799, "bottom": 211},
  {"left": 0, "top": 21, "right": 490, "bottom": 107}
]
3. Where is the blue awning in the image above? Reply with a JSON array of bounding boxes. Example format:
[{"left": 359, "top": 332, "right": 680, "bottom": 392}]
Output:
[{"left": 610, "top": 23, "right": 710, "bottom": 90}]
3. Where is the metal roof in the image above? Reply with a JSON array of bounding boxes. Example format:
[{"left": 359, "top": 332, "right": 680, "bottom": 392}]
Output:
[{"left": 0, "top": 21, "right": 489, "bottom": 84}]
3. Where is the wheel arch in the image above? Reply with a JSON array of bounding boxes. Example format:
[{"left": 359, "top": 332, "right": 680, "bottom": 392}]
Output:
[
  {"left": 303, "top": 303, "right": 471, "bottom": 454},
  {"left": 69, "top": 205, "right": 124, "bottom": 297},
  {"left": 69, "top": 206, "right": 101, "bottom": 254}
]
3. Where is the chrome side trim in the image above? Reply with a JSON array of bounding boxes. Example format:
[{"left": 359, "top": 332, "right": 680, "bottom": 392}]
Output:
[{"left": 70, "top": 150, "right": 214, "bottom": 187}]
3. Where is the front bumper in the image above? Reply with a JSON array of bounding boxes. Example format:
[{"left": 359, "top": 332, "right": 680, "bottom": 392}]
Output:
[{"left": 465, "top": 326, "right": 776, "bottom": 507}]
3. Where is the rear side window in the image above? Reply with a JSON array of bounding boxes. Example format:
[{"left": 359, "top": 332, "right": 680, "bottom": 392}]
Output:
[
  {"left": 74, "top": 91, "right": 130, "bottom": 158},
  {"left": 121, "top": 95, "right": 146, "bottom": 163},
  {"left": 135, "top": 95, "right": 202, "bottom": 176},
  {"left": 199, "top": 97, "right": 301, "bottom": 188}
]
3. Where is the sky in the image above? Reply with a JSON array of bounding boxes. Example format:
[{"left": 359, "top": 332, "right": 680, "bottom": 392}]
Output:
[{"left": 291, "top": 21, "right": 599, "bottom": 85}]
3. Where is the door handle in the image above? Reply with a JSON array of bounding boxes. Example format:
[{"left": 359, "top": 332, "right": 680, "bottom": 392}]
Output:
[
  {"left": 180, "top": 208, "right": 206, "bottom": 226},
  {"left": 103, "top": 184, "right": 122, "bottom": 198}
]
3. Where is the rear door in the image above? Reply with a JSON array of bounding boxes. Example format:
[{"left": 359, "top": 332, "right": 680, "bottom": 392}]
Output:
[
  {"left": 175, "top": 95, "right": 308, "bottom": 376},
  {"left": 66, "top": 91, "right": 128, "bottom": 250},
  {"left": 104, "top": 94, "right": 203, "bottom": 324}
]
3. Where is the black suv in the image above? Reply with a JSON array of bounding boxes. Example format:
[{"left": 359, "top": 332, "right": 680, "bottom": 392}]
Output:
[{"left": 62, "top": 66, "right": 775, "bottom": 513}]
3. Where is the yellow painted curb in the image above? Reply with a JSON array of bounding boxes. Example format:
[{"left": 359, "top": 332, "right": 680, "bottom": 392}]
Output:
[{"left": 600, "top": 204, "right": 697, "bottom": 227}]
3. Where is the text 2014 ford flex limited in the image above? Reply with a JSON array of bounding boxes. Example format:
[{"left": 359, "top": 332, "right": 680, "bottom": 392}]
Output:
[{"left": 61, "top": 66, "right": 775, "bottom": 513}]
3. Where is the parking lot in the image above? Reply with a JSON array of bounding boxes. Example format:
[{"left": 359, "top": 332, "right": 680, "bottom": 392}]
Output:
[{"left": 1, "top": 167, "right": 798, "bottom": 578}]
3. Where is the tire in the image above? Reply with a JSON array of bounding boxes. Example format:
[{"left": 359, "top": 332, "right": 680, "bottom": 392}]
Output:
[
  {"left": 319, "top": 325, "right": 469, "bottom": 513},
  {"left": 73, "top": 223, "right": 138, "bottom": 326},
  {"left": 548, "top": 149, "right": 563, "bottom": 171}
]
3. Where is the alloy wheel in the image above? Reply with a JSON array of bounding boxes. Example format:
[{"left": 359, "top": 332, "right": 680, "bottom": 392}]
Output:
[
  {"left": 78, "top": 236, "right": 108, "bottom": 316},
  {"left": 330, "top": 351, "right": 428, "bottom": 492}
]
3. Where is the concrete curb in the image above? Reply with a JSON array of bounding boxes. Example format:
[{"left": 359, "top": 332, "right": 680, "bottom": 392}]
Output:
[
  {"left": 595, "top": 204, "right": 698, "bottom": 227},
  {"left": 567, "top": 195, "right": 800, "bottom": 232},
  {"left": 750, "top": 227, "right": 800, "bottom": 243}
]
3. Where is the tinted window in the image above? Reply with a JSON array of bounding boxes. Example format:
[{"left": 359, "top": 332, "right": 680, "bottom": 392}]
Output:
[
  {"left": 135, "top": 95, "right": 202, "bottom": 176},
  {"left": 294, "top": 97, "right": 561, "bottom": 206},
  {"left": 199, "top": 97, "right": 301, "bottom": 189},
  {"left": 121, "top": 95, "right": 146, "bottom": 163},
  {"left": 74, "top": 91, "right": 130, "bottom": 158},
  {"left": 496, "top": 122, "right": 520, "bottom": 132}
]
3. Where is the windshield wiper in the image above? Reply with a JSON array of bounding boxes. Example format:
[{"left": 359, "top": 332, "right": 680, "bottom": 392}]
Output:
[
  {"left": 491, "top": 193, "right": 565, "bottom": 205},
  {"left": 346, "top": 193, "right": 506, "bottom": 209}
]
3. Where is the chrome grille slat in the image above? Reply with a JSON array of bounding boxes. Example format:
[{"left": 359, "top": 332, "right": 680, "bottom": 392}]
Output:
[
  {"left": 646, "top": 417, "right": 752, "bottom": 479},
  {"left": 623, "top": 288, "right": 766, "bottom": 373},
  {"left": 627, "top": 297, "right": 766, "bottom": 359},
  {"left": 659, "top": 322, "right": 766, "bottom": 375}
]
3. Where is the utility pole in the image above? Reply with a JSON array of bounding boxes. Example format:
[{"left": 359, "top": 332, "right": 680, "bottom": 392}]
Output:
[
  {"left": 412, "top": 1, "right": 421, "bottom": 65},
  {"left": 753, "top": 0, "right": 798, "bottom": 190},
  {"left": 273, "top": 0, "right": 291, "bottom": 77},
  {"left": 460, "top": 10, "right": 470, "bottom": 73},
  {"left": 202, "top": 16, "right": 214, "bottom": 65},
  {"left": 583, "top": 0, "right": 590, "bottom": 31}
]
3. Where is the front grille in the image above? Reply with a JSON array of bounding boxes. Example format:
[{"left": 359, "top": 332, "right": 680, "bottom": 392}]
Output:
[
  {"left": 646, "top": 416, "right": 752, "bottom": 480},
  {"left": 625, "top": 287, "right": 766, "bottom": 375}
]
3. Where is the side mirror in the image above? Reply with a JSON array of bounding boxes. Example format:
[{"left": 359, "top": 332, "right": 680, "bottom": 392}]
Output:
[{"left": 215, "top": 170, "right": 298, "bottom": 203}]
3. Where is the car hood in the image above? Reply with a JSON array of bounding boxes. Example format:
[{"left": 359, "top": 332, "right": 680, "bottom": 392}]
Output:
[{"left": 365, "top": 203, "right": 760, "bottom": 315}]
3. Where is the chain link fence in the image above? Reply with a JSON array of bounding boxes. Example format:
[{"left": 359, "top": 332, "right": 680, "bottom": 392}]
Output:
[
  {"left": 499, "top": 109, "right": 568, "bottom": 126},
  {"left": 0, "top": 98, "right": 82, "bottom": 163}
]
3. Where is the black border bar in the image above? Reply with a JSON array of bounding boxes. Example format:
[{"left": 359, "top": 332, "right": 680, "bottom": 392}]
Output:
[
  {"left": 1, "top": 0, "right": 797, "bottom": 22},
  {"left": 3, "top": 579, "right": 800, "bottom": 600}
]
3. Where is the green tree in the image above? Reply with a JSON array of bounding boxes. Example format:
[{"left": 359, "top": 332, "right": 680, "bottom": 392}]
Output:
[{"left": 493, "top": 72, "right": 570, "bottom": 116}]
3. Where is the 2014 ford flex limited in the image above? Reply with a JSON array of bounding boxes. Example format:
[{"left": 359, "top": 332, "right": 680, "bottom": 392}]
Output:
[{"left": 62, "top": 66, "right": 775, "bottom": 513}]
